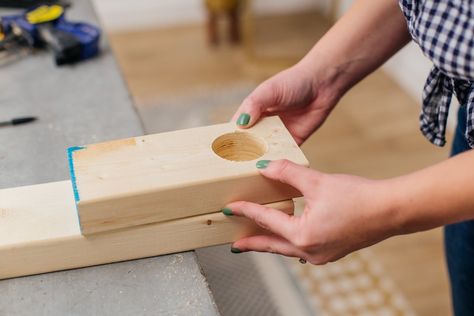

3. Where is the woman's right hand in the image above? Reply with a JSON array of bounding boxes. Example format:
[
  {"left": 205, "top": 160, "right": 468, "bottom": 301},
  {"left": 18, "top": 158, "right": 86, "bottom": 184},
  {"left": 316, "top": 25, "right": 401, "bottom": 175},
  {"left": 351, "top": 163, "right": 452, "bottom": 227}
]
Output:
[{"left": 232, "top": 62, "right": 342, "bottom": 145}]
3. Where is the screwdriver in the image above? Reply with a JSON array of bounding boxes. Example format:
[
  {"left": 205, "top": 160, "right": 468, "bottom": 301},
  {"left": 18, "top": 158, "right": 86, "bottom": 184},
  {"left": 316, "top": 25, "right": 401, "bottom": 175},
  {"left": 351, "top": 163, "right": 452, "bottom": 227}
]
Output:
[{"left": 0, "top": 116, "right": 37, "bottom": 127}]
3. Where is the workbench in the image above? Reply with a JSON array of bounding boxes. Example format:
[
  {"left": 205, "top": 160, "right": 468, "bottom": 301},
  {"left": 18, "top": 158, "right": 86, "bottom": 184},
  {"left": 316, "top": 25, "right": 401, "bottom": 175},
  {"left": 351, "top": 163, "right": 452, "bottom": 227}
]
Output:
[{"left": 0, "top": 1, "right": 219, "bottom": 315}]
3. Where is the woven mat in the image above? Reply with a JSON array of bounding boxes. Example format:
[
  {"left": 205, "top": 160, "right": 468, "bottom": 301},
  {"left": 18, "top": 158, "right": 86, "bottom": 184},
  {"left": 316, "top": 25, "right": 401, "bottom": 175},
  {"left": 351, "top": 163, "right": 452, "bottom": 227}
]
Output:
[{"left": 286, "top": 249, "right": 416, "bottom": 316}]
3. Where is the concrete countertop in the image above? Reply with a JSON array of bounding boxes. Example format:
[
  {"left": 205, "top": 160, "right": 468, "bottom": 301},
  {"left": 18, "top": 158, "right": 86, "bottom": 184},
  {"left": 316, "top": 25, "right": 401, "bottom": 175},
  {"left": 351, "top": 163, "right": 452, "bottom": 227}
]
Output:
[{"left": 0, "top": 1, "right": 218, "bottom": 315}]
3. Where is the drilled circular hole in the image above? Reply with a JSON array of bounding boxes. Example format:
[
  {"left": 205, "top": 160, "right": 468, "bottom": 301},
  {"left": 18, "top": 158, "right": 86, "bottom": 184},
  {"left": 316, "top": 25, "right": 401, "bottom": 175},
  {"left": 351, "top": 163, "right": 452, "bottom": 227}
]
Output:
[{"left": 212, "top": 132, "right": 267, "bottom": 161}]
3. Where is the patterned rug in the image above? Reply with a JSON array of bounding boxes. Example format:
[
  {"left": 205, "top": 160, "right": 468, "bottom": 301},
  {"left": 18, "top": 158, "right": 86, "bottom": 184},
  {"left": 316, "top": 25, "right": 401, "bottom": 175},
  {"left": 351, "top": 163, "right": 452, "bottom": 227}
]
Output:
[{"left": 286, "top": 250, "right": 416, "bottom": 316}]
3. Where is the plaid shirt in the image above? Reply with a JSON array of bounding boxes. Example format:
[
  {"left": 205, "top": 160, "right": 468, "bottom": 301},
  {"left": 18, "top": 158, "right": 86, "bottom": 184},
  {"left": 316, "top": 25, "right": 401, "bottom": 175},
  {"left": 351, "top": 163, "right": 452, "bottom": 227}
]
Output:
[{"left": 399, "top": 0, "right": 474, "bottom": 147}]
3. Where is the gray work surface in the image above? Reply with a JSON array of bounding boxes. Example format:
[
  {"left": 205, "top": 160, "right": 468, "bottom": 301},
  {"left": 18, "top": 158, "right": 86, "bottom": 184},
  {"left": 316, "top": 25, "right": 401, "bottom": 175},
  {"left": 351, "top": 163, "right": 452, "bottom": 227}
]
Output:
[{"left": 0, "top": 1, "right": 218, "bottom": 315}]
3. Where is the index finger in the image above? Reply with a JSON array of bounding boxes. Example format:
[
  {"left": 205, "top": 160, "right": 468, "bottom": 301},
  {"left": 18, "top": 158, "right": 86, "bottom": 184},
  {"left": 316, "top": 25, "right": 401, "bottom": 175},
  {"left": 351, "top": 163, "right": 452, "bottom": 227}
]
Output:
[{"left": 224, "top": 201, "right": 298, "bottom": 242}]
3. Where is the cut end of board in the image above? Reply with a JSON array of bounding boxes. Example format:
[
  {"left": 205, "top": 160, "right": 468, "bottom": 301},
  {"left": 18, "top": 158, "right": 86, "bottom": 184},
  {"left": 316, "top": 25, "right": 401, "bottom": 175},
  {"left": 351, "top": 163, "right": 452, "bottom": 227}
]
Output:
[{"left": 67, "top": 146, "right": 85, "bottom": 203}]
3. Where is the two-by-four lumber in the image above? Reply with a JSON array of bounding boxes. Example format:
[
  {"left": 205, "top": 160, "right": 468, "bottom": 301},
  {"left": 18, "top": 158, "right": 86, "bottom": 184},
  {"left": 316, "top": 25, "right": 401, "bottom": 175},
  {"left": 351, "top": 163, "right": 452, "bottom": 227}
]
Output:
[
  {"left": 71, "top": 116, "right": 308, "bottom": 234},
  {"left": 0, "top": 180, "right": 294, "bottom": 280}
]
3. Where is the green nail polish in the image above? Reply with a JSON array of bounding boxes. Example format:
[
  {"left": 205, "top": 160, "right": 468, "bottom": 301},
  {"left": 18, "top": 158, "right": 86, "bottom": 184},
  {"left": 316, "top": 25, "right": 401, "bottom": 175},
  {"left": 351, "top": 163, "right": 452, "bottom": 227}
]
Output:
[
  {"left": 231, "top": 247, "right": 242, "bottom": 254},
  {"left": 237, "top": 113, "right": 251, "bottom": 126},
  {"left": 256, "top": 160, "right": 270, "bottom": 169},
  {"left": 222, "top": 208, "right": 233, "bottom": 216}
]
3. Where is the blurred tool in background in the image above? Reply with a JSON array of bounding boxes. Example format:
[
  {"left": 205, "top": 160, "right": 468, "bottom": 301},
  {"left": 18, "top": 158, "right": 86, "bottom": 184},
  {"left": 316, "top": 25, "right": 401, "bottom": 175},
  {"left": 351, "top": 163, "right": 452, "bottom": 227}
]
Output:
[
  {"left": 0, "top": 116, "right": 37, "bottom": 128},
  {"left": 0, "top": 3, "right": 100, "bottom": 66},
  {"left": 0, "top": 0, "right": 66, "bottom": 9}
]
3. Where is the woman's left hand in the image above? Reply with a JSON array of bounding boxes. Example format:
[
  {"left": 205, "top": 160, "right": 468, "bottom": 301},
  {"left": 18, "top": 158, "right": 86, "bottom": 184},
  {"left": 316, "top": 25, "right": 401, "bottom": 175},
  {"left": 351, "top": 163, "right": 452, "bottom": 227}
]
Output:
[{"left": 224, "top": 159, "right": 399, "bottom": 264}]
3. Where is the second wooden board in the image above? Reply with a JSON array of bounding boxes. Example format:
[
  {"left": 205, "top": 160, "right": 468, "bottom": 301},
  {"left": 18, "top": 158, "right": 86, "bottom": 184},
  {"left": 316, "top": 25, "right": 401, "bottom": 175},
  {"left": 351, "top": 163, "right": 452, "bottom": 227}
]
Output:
[{"left": 0, "top": 180, "right": 293, "bottom": 280}]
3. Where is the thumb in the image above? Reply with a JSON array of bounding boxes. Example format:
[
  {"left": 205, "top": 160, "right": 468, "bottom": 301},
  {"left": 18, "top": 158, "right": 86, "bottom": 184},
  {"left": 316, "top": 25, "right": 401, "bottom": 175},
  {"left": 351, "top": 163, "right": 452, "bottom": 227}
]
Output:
[
  {"left": 257, "top": 159, "right": 315, "bottom": 194},
  {"left": 232, "top": 81, "right": 279, "bottom": 129}
]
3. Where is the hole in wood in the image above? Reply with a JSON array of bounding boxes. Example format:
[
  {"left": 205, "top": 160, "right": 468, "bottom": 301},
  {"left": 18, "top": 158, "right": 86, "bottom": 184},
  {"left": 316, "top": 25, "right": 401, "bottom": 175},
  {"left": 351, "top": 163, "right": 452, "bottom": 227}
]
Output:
[{"left": 212, "top": 132, "right": 267, "bottom": 161}]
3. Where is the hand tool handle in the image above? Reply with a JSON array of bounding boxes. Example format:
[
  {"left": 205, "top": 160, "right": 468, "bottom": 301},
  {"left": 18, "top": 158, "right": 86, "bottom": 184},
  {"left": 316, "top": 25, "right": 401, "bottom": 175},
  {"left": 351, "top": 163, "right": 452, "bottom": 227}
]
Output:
[
  {"left": 11, "top": 116, "right": 36, "bottom": 125},
  {"left": 38, "top": 23, "right": 81, "bottom": 65}
]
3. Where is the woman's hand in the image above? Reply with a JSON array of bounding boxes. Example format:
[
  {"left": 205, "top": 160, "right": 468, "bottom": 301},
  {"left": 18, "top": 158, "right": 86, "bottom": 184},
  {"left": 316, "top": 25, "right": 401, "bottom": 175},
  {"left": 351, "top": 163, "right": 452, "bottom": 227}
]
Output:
[
  {"left": 223, "top": 159, "right": 398, "bottom": 264},
  {"left": 223, "top": 151, "right": 474, "bottom": 264},
  {"left": 232, "top": 63, "right": 342, "bottom": 145},
  {"left": 232, "top": 0, "right": 410, "bottom": 145}
]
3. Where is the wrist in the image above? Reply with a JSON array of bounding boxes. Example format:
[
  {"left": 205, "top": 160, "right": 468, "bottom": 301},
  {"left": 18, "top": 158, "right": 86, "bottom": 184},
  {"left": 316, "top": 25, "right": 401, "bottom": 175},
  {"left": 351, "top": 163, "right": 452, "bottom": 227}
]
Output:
[
  {"left": 377, "top": 175, "right": 434, "bottom": 236},
  {"left": 369, "top": 178, "right": 409, "bottom": 238},
  {"left": 296, "top": 50, "right": 353, "bottom": 107}
]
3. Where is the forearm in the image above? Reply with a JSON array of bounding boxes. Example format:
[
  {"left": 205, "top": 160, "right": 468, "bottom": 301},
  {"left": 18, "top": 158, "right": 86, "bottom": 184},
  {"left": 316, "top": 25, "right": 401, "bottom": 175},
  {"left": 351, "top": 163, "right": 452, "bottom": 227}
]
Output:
[
  {"left": 386, "top": 150, "right": 474, "bottom": 235},
  {"left": 300, "top": 0, "right": 410, "bottom": 98}
]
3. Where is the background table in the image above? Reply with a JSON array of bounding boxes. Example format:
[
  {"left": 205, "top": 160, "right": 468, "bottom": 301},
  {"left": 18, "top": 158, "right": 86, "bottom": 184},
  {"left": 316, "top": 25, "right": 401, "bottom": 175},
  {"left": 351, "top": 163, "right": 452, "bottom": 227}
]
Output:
[{"left": 0, "top": 1, "right": 218, "bottom": 315}]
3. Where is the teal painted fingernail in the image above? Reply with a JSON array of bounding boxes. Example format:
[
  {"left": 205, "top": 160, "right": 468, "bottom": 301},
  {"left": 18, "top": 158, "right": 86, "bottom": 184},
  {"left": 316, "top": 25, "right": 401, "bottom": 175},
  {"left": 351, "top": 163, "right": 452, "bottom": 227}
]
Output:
[
  {"left": 256, "top": 160, "right": 270, "bottom": 169},
  {"left": 222, "top": 208, "right": 233, "bottom": 216},
  {"left": 231, "top": 247, "right": 242, "bottom": 253},
  {"left": 237, "top": 113, "right": 251, "bottom": 126}
]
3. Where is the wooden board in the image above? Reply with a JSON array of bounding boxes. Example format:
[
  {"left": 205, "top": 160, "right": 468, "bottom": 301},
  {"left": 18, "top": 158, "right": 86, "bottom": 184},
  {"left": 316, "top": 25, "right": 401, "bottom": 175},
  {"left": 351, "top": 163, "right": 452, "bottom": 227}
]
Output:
[
  {"left": 70, "top": 116, "right": 308, "bottom": 234},
  {"left": 0, "top": 180, "right": 293, "bottom": 280}
]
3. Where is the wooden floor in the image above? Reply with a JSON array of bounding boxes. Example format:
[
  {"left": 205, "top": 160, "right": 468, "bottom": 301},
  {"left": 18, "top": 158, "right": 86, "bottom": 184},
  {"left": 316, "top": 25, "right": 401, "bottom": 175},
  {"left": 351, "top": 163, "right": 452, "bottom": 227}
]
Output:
[{"left": 109, "top": 11, "right": 452, "bottom": 316}]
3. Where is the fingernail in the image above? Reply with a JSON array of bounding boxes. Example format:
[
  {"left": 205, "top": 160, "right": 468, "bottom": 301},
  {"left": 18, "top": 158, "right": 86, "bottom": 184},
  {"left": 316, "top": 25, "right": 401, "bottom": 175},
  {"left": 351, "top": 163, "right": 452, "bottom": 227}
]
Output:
[
  {"left": 256, "top": 160, "right": 270, "bottom": 169},
  {"left": 237, "top": 113, "right": 251, "bottom": 126},
  {"left": 222, "top": 208, "right": 233, "bottom": 216},
  {"left": 231, "top": 247, "right": 242, "bottom": 253}
]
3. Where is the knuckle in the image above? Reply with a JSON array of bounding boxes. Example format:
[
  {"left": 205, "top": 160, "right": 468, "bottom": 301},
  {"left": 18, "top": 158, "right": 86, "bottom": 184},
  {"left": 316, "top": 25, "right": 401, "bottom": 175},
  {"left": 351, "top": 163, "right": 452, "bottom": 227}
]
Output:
[
  {"left": 259, "top": 80, "right": 277, "bottom": 95},
  {"left": 238, "top": 201, "right": 255, "bottom": 213},
  {"left": 292, "top": 231, "right": 311, "bottom": 249},
  {"left": 291, "top": 222, "right": 315, "bottom": 249},
  {"left": 256, "top": 80, "right": 282, "bottom": 107},
  {"left": 274, "top": 159, "right": 291, "bottom": 180},
  {"left": 247, "top": 81, "right": 273, "bottom": 109},
  {"left": 238, "top": 201, "right": 251, "bottom": 209},
  {"left": 306, "top": 172, "right": 320, "bottom": 187},
  {"left": 243, "top": 94, "right": 258, "bottom": 108},
  {"left": 254, "top": 211, "right": 269, "bottom": 230}
]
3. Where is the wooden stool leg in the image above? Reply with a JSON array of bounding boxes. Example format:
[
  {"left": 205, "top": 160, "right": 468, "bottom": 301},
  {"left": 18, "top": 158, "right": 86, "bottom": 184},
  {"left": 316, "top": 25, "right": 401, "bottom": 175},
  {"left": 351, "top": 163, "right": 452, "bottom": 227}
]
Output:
[
  {"left": 207, "top": 11, "right": 219, "bottom": 45},
  {"left": 228, "top": 7, "right": 240, "bottom": 44}
]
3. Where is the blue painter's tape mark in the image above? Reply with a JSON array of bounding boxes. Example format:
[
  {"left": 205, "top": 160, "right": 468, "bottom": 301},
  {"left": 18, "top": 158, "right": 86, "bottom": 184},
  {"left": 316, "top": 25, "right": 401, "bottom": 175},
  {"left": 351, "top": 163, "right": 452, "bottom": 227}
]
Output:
[{"left": 67, "top": 146, "right": 85, "bottom": 203}]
